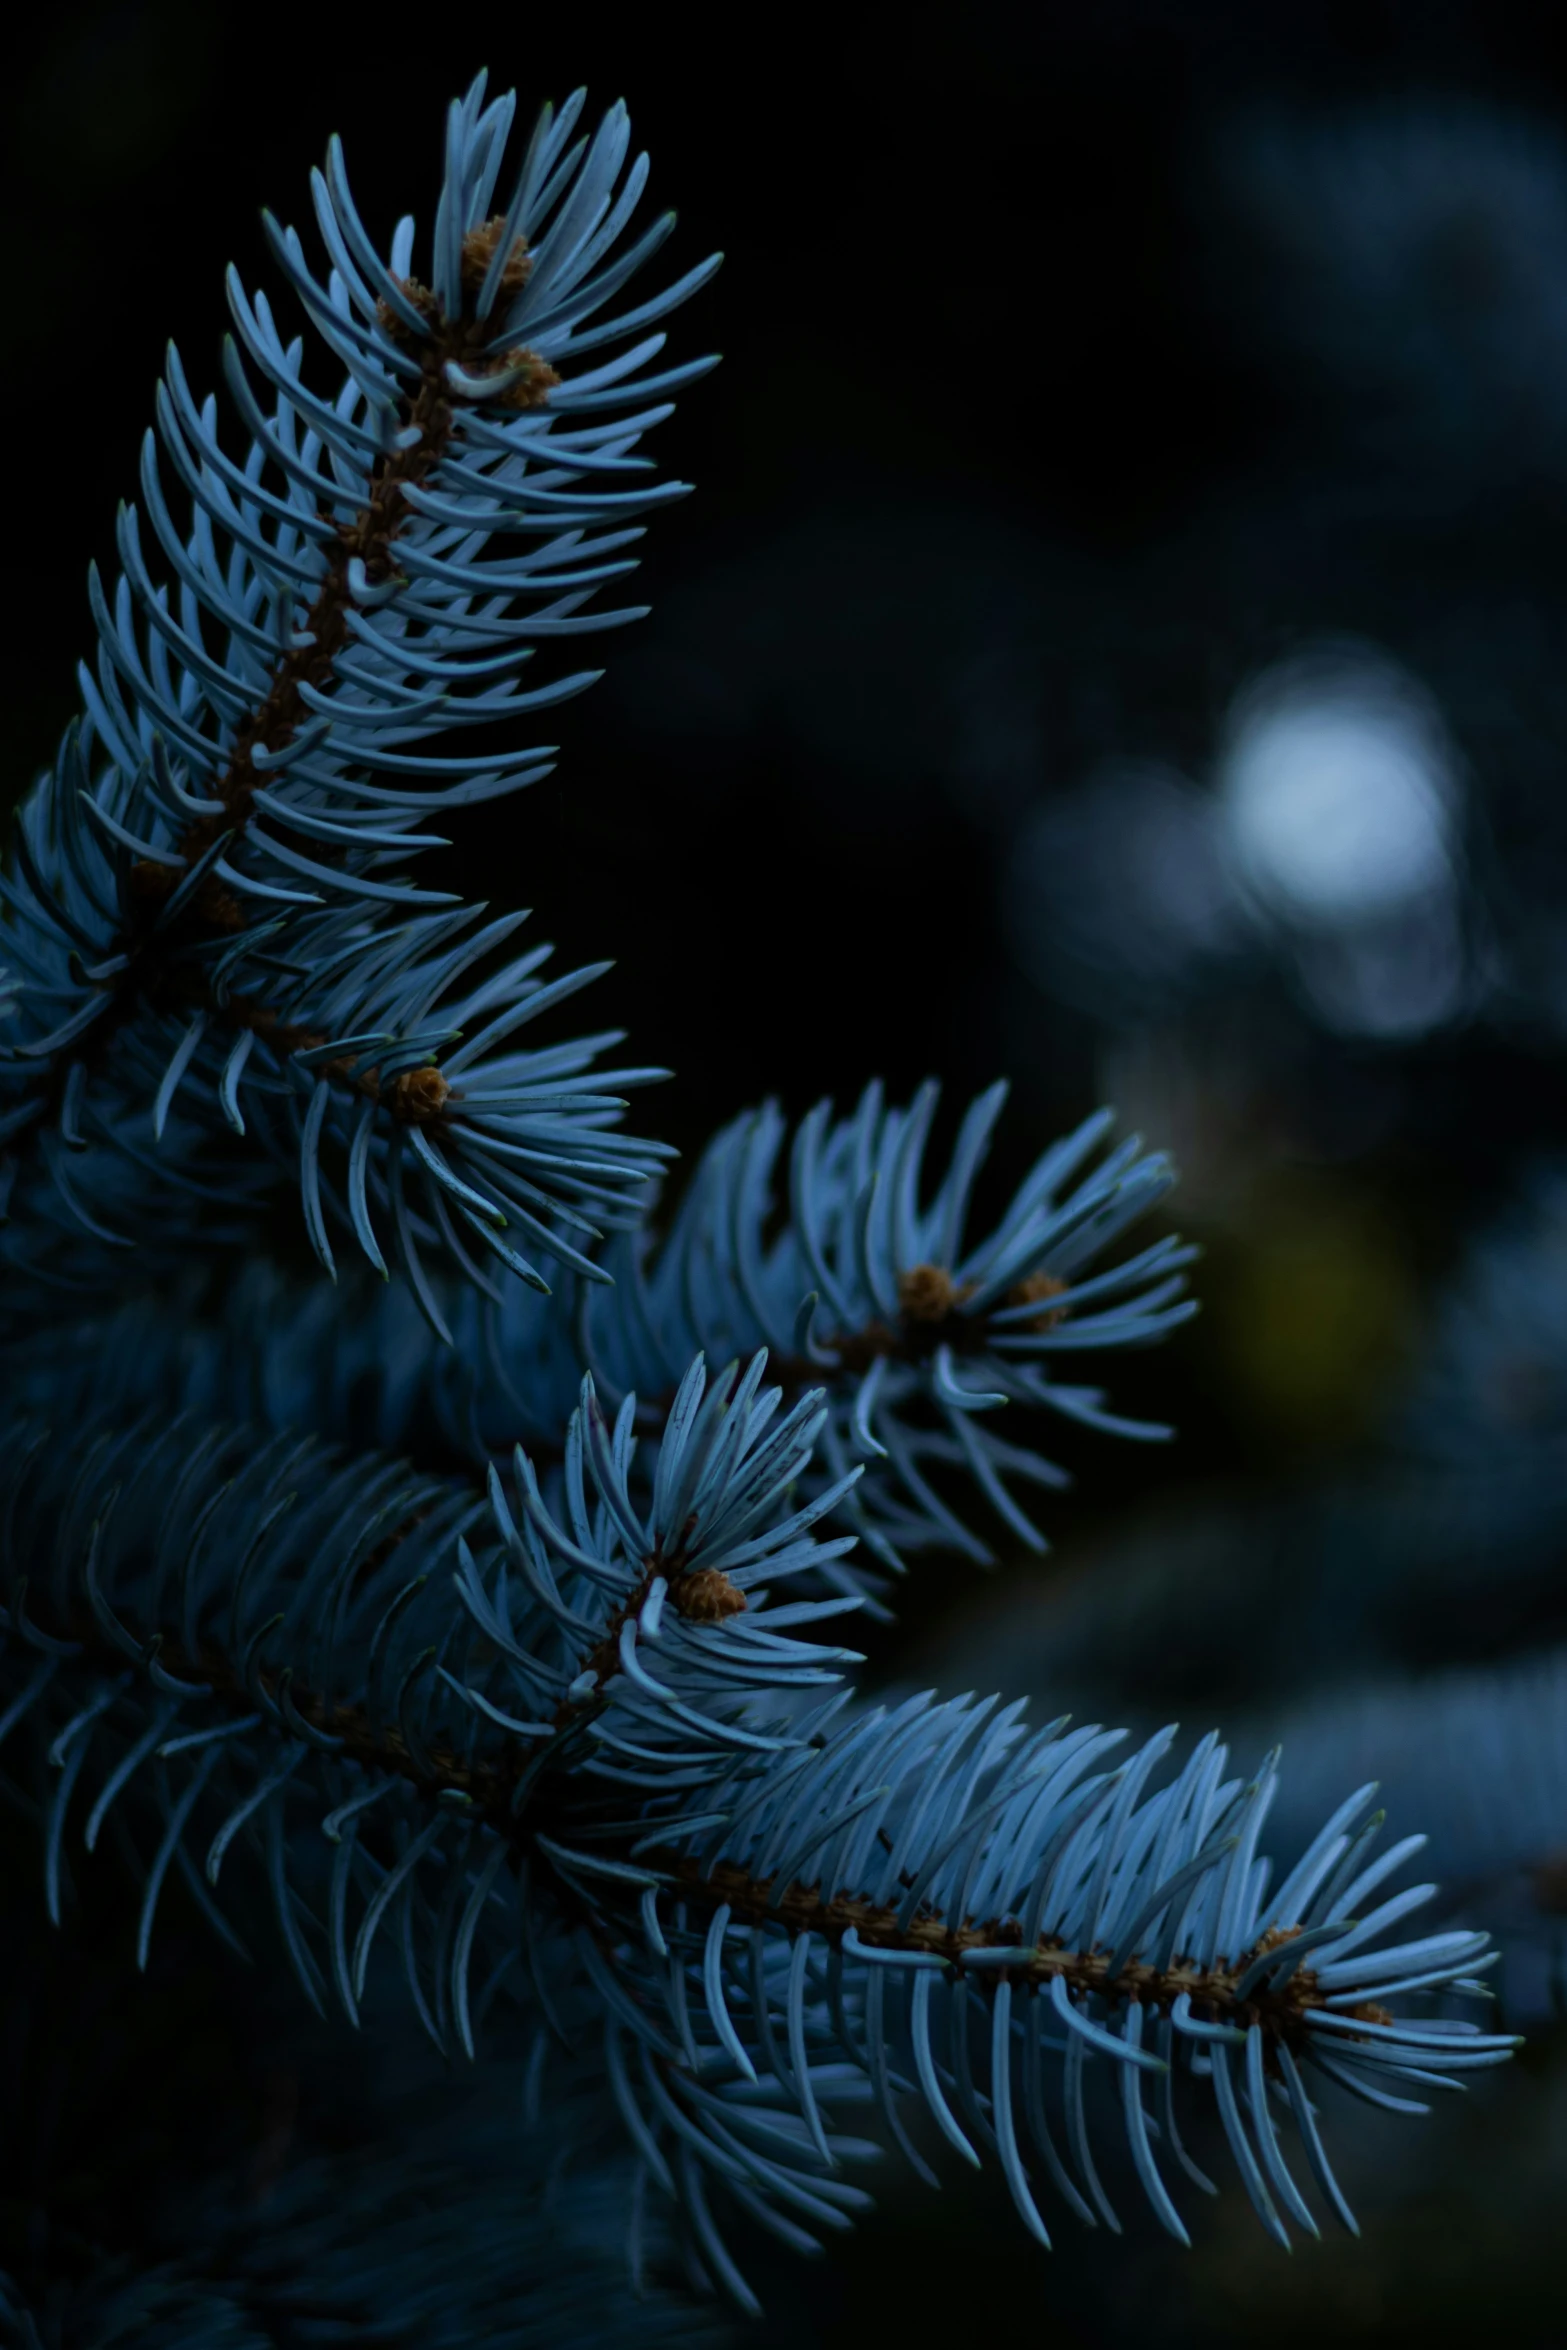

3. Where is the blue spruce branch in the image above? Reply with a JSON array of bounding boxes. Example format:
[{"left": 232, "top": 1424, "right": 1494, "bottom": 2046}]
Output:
[
  {"left": 7, "top": 1083, "right": 1197, "bottom": 1596},
  {"left": 0, "top": 70, "right": 1521, "bottom": 2326},
  {"left": 0, "top": 1353, "right": 1519, "bottom": 2305},
  {"left": 0, "top": 79, "right": 715, "bottom": 1320}
]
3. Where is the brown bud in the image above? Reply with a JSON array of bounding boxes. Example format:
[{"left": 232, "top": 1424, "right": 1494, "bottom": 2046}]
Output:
[
  {"left": 376, "top": 277, "right": 438, "bottom": 340},
  {"left": 898, "top": 1263, "right": 965, "bottom": 1323},
  {"left": 673, "top": 1568, "right": 747, "bottom": 1625},
  {"left": 490, "top": 350, "right": 561, "bottom": 410},
  {"left": 462, "top": 217, "right": 534, "bottom": 297},
  {"left": 1008, "top": 1270, "right": 1069, "bottom": 1331},
  {"left": 384, "top": 1064, "right": 451, "bottom": 1125}
]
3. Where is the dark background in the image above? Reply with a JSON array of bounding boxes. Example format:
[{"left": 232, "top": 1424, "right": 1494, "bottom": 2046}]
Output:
[{"left": 7, "top": 2, "right": 1567, "bottom": 2341}]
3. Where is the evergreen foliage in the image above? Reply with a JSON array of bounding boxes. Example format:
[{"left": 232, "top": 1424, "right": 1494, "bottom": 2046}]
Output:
[{"left": 0, "top": 75, "right": 1518, "bottom": 2336}]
